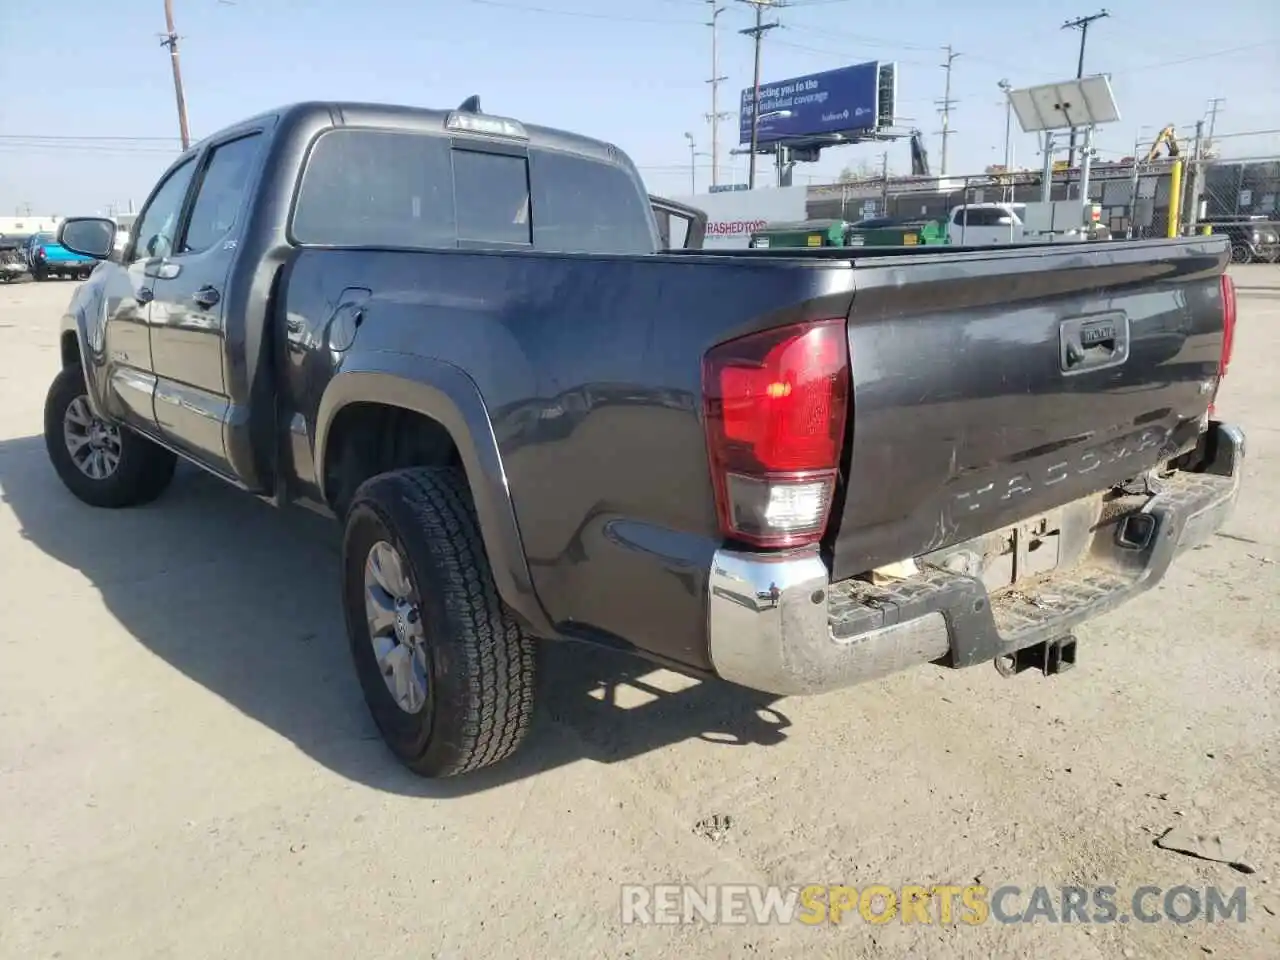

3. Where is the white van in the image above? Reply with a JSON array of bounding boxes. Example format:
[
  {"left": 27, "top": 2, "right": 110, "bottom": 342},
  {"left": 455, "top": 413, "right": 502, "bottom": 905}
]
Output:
[{"left": 947, "top": 202, "right": 1026, "bottom": 245}]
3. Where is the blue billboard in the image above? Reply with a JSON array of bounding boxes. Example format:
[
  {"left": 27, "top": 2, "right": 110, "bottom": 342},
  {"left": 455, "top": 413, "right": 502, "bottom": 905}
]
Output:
[{"left": 739, "top": 61, "right": 881, "bottom": 145}]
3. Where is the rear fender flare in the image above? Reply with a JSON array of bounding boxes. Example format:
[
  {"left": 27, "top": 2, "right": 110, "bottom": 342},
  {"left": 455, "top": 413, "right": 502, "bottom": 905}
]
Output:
[{"left": 314, "top": 352, "right": 552, "bottom": 637}]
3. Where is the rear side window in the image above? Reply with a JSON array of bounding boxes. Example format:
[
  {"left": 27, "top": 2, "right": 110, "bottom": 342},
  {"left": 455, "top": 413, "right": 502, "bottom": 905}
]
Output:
[
  {"left": 291, "top": 128, "right": 655, "bottom": 254},
  {"left": 961, "top": 208, "right": 1007, "bottom": 227},
  {"left": 529, "top": 150, "right": 656, "bottom": 254},
  {"left": 292, "top": 129, "right": 456, "bottom": 248}
]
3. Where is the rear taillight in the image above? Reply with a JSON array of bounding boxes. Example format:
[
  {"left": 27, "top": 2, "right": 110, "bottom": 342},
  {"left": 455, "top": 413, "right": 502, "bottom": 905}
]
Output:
[
  {"left": 1219, "top": 274, "right": 1236, "bottom": 380},
  {"left": 1210, "top": 273, "right": 1236, "bottom": 416},
  {"left": 702, "top": 318, "right": 850, "bottom": 548},
  {"left": 35, "top": 246, "right": 47, "bottom": 259}
]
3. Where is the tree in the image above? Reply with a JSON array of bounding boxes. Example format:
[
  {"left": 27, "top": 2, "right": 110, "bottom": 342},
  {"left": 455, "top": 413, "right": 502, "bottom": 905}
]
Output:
[
  {"left": 839, "top": 158, "right": 895, "bottom": 182},
  {"left": 839, "top": 159, "right": 878, "bottom": 182}
]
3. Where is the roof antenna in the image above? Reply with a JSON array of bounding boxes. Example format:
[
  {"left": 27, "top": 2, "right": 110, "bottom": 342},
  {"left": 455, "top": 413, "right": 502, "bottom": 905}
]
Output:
[{"left": 457, "top": 95, "right": 482, "bottom": 114}]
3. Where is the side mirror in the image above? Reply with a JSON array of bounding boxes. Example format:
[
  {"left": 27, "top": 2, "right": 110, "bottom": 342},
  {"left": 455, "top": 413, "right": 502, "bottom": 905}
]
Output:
[{"left": 58, "top": 217, "right": 117, "bottom": 260}]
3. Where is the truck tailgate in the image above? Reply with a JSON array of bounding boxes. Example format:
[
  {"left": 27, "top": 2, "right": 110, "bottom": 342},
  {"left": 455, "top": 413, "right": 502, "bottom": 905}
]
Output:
[{"left": 829, "top": 238, "right": 1230, "bottom": 580}]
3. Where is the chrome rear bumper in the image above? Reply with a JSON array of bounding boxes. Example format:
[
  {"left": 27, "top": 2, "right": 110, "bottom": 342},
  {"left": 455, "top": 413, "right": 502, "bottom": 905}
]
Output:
[{"left": 707, "top": 422, "right": 1245, "bottom": 696}]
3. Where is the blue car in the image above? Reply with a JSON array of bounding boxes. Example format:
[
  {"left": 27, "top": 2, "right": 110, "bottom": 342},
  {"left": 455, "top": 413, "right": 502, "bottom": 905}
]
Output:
[{"left": 25, "top": 231, "right": 97, "bottom": 281}]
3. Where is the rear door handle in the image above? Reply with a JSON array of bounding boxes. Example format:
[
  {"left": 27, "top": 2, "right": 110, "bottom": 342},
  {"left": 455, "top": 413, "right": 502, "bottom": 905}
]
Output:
[
  {"left": 1060, "top": 314, "right": 1128, "bottom": 374},
  {"left": 193, "top": 286, "right": 220, "bottom": 309},
  {"left": 136, "top": 287, "right": 154, "bottom": 304}
]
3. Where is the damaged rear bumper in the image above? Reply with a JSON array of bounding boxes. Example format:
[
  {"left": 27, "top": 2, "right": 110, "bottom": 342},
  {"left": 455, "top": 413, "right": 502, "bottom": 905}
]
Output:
[{"left": 706, "top": 421, "right": 1245, "bottom": 696}]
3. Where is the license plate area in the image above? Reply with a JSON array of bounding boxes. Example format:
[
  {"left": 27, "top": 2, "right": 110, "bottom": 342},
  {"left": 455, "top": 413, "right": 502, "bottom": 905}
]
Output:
[{"left": 927, "top": 508, "right": 1070, "bottom": 593}]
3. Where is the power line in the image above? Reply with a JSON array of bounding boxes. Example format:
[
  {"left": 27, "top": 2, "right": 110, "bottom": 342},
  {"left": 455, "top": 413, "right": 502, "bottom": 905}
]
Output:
[
  {"left": 1061, "top": 9, "right": 1109, "bottom": 166},
  {"left": 465, "top": 0, "right": 702, "bottom": 25},
  {"left": 936, "top": 45, "right": 960, "bottom": 176},
  {"left": 1110, "top": 39, "right": 1276, "bottom": 74},
  {"left": 0, "top": 135, "right": 183, "bottom": 143}
]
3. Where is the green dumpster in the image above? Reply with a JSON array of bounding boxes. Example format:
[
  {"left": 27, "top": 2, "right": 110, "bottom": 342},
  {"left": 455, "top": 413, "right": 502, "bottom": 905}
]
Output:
[
  {"left": 747, "top": 219, "right": 848, "bottom": 249},
  {"left": 846, "top": 216, "right": 949, "bottom": 247},
  {"left": 749, "top": 217, "right": 948, "bottom": 250}
]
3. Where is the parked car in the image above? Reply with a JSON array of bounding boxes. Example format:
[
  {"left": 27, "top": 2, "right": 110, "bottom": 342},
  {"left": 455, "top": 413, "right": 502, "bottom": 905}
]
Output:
[
  {"left": 24, "top": 231, "right": 97, "bottom": 281},
  {"left": 946, "top": 202, "right": 1028, "bottom": 244},
  {"left": 46, "top": 98, "right": 1243, "bottom": 779},
  {"left": 1200, "top": 216, "right": 1280, "bottom": 263},
  {"left": 0, "top": 236, "right": 27, "bottom": 282}
]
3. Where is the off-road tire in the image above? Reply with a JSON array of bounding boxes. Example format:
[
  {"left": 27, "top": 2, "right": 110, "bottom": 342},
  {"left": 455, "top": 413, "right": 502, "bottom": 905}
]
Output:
[
  {"left": 342, "top": 467, "right": 537, "bottom": 778},
  {"left": 43, "top": 365, "right": 177, "bottom": 508}
]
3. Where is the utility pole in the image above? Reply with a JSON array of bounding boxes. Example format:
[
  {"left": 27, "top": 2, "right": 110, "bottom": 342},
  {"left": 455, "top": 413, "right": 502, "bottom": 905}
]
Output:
[
  {"left": 739, "top": 0, "right": 780, "bottom": 190},
  {"left": 1062, "top": 9, "right": 1109, "bottom": 167},
  {"left": 1186, "top": 118, "right": 1205, "bottom": 231},
  {"left": 1206, "top": 97, "right": 1225, "bottom": 141},
  {"left": 936, "top": 45, "right": 960, "bottom": 176},
  {"left": 880, "top": 151, "right": 890, "bottom": 210},
  {"left": 684, "top": 133, "right": 698, "bottom": 194},
  {"left": 162, "top": 0, "right": 191, "bottom": 150},
  {"left": 705, "top": 2, "right": 732, "bottom": 188}
]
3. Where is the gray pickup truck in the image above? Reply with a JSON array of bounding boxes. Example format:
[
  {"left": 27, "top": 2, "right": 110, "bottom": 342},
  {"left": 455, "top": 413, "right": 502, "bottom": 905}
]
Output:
[{"left": 46, "top": 98, "right": 1243, "bottom": 778}]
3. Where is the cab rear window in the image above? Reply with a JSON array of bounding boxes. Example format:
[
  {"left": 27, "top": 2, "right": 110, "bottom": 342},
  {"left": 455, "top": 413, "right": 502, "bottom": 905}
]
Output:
[{"left": 290, "top": 128, "right": 656, "bottom": 255}]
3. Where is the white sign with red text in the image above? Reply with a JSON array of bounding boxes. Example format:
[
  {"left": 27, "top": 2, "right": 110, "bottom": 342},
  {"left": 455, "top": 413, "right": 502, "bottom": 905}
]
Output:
[{"left": 667, "top": 186, "right": 809, "bottom": 249}]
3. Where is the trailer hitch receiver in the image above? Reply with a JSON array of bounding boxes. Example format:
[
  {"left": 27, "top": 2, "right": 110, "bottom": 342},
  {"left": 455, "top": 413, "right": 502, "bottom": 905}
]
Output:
[{"left": 994, "top": 635, "right": 1078, "bottom": 677}]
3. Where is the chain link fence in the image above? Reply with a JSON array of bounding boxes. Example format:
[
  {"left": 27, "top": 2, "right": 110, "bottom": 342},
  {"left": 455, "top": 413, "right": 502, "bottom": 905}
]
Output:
[
  {"left": 1189, "top": 157, "right": 1280, "bottom": 221},
  {"left": 806, "top": 163, "right": 1184, "bottom": 239},
  {"left": 806, "top": 157, "right": 1279, "bottom": 244}
]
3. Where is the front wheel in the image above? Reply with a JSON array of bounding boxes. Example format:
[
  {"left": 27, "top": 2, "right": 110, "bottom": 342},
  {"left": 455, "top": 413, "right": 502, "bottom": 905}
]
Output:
[
  {"left": 43, "top": 366, "right": 177, "bottom": 508},
  {"left": 341, "top": 467, "right": 537, "bottom": 778},
  {"left": 1230, "top": 243, "right": 1251, "bottom": 264}
]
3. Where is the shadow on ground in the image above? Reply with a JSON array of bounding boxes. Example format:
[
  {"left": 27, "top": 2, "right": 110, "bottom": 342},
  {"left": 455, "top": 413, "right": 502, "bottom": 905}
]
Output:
[{"left": 0, "top": 434, "right": 789, "bottom": 797}]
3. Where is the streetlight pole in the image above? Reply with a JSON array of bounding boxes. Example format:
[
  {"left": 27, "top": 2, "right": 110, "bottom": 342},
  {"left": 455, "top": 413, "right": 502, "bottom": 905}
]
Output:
[
  {"left": 998, "top": 79, "right": 1013, "bottom": 200},
  {"left": 162, "top": 0, "right": 191, "bottom": 150}
]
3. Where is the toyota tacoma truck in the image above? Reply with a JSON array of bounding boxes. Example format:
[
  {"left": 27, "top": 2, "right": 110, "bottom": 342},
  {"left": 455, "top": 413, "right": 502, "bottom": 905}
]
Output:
[{"left": 46, "top": 98, "right": 1243, "bottom": 778}]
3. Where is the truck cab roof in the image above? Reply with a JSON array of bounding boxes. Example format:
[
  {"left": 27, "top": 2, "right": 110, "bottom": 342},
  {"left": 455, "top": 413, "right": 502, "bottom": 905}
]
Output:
[{"left": 190, "top": 99, "right": 632, "bottom": 171}]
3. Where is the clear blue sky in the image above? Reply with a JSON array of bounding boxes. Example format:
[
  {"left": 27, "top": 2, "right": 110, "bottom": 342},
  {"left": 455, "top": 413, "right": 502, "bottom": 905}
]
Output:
[{"left": 1, "top": 0, "right": 1276, "bottom": 214}]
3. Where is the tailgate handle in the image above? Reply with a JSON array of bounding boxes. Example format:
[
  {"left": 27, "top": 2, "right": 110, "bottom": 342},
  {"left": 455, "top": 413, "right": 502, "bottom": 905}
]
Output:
[{"left": 1061, "top": 315, "right": 1127, "bottom": 373}]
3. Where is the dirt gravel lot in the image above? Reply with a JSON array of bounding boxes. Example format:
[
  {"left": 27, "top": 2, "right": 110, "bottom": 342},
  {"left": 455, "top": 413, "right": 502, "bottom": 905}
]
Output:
[{"left": 1, "top": 268, "right": 1277, "bottom": 960}]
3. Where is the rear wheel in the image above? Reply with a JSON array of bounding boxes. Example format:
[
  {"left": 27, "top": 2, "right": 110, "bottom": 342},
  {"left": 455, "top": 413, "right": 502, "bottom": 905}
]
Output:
[
  {"left": 1230, "top": 243, "right": 1251, "bottom": 264},
  {"left": 341, "top": 467, "right": 537, "bottom": 778},
  {"left": 43, "top": 366, "right": 177, "bottom": 508},
  {"left": 31, "top": 266, "right": 48, "bottom": 282}
]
